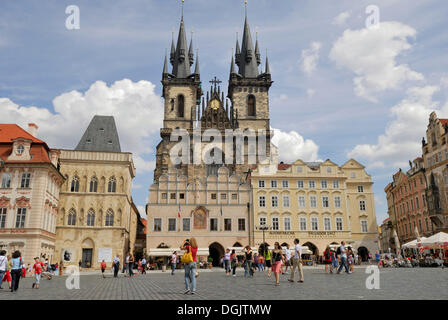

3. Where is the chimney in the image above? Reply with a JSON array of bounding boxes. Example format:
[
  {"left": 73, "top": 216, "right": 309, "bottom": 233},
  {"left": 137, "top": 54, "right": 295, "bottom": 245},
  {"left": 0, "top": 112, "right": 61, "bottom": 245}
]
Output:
[{"left": 27, "top": 123, "right": 38, "bottom": 137}]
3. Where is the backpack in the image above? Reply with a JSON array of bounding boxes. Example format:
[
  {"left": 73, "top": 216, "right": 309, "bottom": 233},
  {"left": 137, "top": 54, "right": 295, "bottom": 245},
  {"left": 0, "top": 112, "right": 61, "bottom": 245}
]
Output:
[{"left": 336, "top": 246, "right": 341, "bottom": 257}]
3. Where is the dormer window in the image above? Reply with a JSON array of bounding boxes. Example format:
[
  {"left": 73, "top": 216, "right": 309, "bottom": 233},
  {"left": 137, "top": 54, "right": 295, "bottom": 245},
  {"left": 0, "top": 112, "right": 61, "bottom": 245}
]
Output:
[
  {"left": 17, "top": 145, "right": 24, "bottom": 155},
  {"left": 86, "top": 139, "right": 92, "bottom": 144}
]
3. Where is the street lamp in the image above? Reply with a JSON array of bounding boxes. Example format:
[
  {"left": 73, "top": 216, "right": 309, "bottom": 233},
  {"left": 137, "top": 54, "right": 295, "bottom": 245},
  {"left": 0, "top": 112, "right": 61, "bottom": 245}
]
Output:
[{"left": 256, "top": 224, "right": 271, "bottom": 256}]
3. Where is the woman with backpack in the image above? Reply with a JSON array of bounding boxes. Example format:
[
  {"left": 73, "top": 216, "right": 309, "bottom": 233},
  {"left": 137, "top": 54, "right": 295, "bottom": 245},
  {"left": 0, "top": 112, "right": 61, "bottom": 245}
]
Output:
[
  {"left": 271, "top": 242, "right": 284, "bottom": 286},
  {"left": 10, "top": 250, "right": 23, "bottom": 292}
]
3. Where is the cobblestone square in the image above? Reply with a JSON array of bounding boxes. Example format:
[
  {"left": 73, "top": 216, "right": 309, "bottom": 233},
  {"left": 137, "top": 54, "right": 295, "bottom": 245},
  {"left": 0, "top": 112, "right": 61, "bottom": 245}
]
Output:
[{"left": 0, "top": 266, "right": 447, "bottom": 300}]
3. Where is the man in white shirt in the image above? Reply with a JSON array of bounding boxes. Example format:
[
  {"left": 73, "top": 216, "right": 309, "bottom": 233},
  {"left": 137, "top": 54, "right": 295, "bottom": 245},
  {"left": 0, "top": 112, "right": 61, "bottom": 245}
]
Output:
[
  {"left": 289, "top": 239, "right": 304, "bottom": 283},
  {"left": 283, "top": 245, "right": 292, "bottom": 274},
  {"left": 141, "top": 257, "right": 146, "bottom": 274},
  {"left": 337, "top": 241, "right": 351, "bottom": 274}
]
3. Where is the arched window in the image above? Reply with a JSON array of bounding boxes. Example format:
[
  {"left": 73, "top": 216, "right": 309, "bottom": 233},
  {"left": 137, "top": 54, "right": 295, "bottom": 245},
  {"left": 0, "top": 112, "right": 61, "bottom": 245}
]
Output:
[
  {"left": 105, "top": 209, "right": 114, "bottom": 226},
  {"left": 89, "top": 177, "right": 98, "bottom": 193},
  {"left": 177, "top": 95, "right": 185, "bottom": 118},
  {"left": 87, "top": 209, "right": 95, "bottom": 226},
  {"left": 67, "top": 209, "right": 76, "bottom": 226},
  {"left": 248, "top": 95, "right": 256, "bottom": 117},
  {"left": 108, "top": 177, "right": 116, "bottom": 193},
  {"left": 70, "top": 176, "right": 79, "bottom": 192}
]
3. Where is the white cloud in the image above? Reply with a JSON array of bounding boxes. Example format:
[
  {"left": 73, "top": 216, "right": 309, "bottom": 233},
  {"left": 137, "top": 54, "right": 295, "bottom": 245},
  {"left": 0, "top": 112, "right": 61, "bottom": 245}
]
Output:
[
  {"left": 333, "top": 11, "right": 351, "bottom": 26},
  {"left": 348, "top": 85, "right": 443, "bottom": 168},
  {"left": 300, "top": 42, "right": 322, "bottom": 75},
  {"left": 307, "top": 89, "right": 315, "bottom": 97},
  {"left": 271, "top": 127, "right": 320, "bottom": 163},
  {"left": 0, "top": 79, "right": 164, "bottom": 172},
  {"left": 329, "top": 21, "right": 424, "bottom": 102},
  {"left": 137, "top": 205, "right": 147, "bottom": 219}
]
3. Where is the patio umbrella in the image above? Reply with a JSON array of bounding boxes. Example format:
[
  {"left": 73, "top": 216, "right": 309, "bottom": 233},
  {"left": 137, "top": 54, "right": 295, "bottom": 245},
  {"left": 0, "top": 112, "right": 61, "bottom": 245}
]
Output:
[{"left": 422, "top": 232, "right": 448, "bottom": 248}]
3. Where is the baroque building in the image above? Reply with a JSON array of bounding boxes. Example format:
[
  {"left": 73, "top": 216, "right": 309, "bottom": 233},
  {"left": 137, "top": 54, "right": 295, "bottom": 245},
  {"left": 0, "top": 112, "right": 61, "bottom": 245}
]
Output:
[
  {"left": 0, "top": 124, "right": 64, "bottom": 264},
  {"left": 250, "top": 159, "right": 379, "bottom": 260},
  {"left": 55, "top": 115, "right": 140, "bottom": 269},
  {"left": 422, "top": 111, "right": 448, "bottom": 233},
  {"left": 147, "top": 8, "right": 273, "bottom": 263}
]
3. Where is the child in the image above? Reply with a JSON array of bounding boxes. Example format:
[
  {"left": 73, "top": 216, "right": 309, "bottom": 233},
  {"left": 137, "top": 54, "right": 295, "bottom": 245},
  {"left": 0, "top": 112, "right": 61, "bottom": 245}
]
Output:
[
  {"left": 32, "top": 257, "right": 44, "bottom": 289},
  {"left": 100, "top": 260, "right": 106, "bottom": 278},
  {"left": 21, "top": 262, "right": 27, "bottom": 278}
]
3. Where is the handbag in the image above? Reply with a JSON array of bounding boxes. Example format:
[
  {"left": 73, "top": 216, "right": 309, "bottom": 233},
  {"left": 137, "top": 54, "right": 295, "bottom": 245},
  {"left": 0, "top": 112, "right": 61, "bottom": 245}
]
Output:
[{"left": 181, "top": 248, "right": 194, "bottom": 264}]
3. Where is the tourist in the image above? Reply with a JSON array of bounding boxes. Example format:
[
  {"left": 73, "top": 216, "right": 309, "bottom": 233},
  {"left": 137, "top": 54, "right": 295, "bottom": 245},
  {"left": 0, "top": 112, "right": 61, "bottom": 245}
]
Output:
[
  {"left": 283, "top": 244, "right": 291, "bottom": 274},
  {"left": 265, "top": 248, "right": 272, "bottom": 277},
  {"left": 224, "top": 249, "right": 231, "bottom": 275},
  {"left": 128, "top": 254, "right": 134, "bottom": 277},
  {"left": 368, "top": 252, "right": 373, "bottom": 264},
  {"left": 171, "top": 251, "right": 177, "bottom": 275},
  {"left": 323, "top": 245, "right": 332, "bottom": 274},
  {"left": 1, "top": 256, "right": 12, "bottom": 290},
  {"left": 112, "top": 254, "right": 120, "bottom": 278},
  {"left": 100, "top": 260, "right": 106, "bottom": 278},
  {"left": 289, "top": 238, "right": 304, "bottom": 283},
  {"left": 253, "top": 253, "right": 259, "bottom": 273},
  {"left": 10, "top": 250, "right": 23, "bottom": 292},
  {"left": 330, "top": 248, "right": 338, "bottom": 273},
  {"left": 354, "top": 252, "right": 359, "bottom": 266},
  {"left": 78, "top": 259, "right": 82, "bottom": 269},
  {"left": 336, "top": 241, "right": 351, "bottom": 274},
  {"left": 141, "top": 257, "right": 147, "bottom": 274},
  {"left": 230, "top": 249, "right": 237, "bottom": 277},
  {"left": 348, "top": 248, "right": 355, "bottom": 272},
  {"left": 375, "top": 251, "right": 381, "bottom": 267},
  {"left": 0, "top": 250, "right": 7, "bottom": 289},
  {"left": 258, "top": 254, "right": 264, "bottom": 271},
  {"left": 32, "top": 257, "right": 44, "bottom": 289},
  {"left": 243, "top": 245, "right": 254, "bottom": 278},
  {"left": 27, "top": 263, "right": 32, "bottom": 277},
  {"left": 272, "top": 242, "right": 283, "bottom": 286},
  {"left": 180, "top": 237, "right": 198, "bottom": 294},
  {"left": 124, "top": 253, "right": 129, "bottom": 274}
]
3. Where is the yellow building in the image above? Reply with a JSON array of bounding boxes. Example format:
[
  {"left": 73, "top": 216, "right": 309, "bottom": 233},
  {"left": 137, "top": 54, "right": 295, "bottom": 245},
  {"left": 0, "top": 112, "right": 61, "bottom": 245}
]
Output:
[
  {"left": 54, "top": 116, "right": 140, "bottom": 269},
  {"left": 250, "top": 159, "right": 379, "bottom": 260}
]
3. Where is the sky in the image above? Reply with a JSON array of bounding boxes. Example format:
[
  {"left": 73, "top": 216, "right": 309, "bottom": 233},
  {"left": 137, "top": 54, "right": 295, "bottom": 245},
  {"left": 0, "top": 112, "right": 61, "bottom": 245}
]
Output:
[{"left": 1, "top": 0, "right": 447, "bottom": 223}]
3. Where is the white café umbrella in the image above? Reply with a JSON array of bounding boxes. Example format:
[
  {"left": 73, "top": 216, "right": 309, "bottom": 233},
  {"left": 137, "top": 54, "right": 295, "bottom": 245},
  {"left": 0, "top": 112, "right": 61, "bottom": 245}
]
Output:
[{"left": 422, "top": 232, "right": 448, "bottom": 247}]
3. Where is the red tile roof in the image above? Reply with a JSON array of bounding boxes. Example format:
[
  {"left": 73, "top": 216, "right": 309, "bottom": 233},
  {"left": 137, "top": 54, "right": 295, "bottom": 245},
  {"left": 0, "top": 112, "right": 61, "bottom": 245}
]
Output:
[
  {"left": 0, "top": 124, "right": 51, "bottom": 164},
  {"left": 440, "top": 119, "right": 448, "bottom": 126},
  {"left": 277, "top": 163, "right": 291, "bottom": 170}
]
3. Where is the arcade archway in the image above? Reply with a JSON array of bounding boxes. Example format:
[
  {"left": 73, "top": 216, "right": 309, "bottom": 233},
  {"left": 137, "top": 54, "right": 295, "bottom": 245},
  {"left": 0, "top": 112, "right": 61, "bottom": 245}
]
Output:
[
  {"left": 208, "top": 242, "right": 225, "bottom": 267},
  {"left": 358, "top": 246, "right": 369, "bottom": 262},
  {"left": 303, "top": 242, "right": 319, "bottom": 256}
]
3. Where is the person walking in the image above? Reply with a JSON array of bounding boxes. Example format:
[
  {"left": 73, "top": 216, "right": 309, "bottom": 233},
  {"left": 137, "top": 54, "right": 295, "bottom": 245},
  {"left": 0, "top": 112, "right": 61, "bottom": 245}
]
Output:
[
  {"left": 258, "top": 254, "right": 264, "bottom": 272},
  {"left": 330, "top": 248, "right": 338, "bottom": 273},
  {"left": 32, "top": 257, "right": 44, "bottom": 289},
  {"left": 170, "top": 251, "right": 177, "bottom": 275},
  {"left": 375, "top": 251, "right": 381, "bottom": 267},
  {"left": 283, "top": 244, "right": 291, "bottom": 274},
  {"left": 1, "top": 256, "right": 12, "bottom": 290},
  {"left": 128, "top": 254, "right": 134, "bottom": 277},
  {"left": 337, "top": 241, "right": 351, "bottom": 274},
  {"left": 289, "top": 238, "right": 304, "bottom": 283},
  {"left": 112, "top": 254, "right": 120, "bottom": 278},
  {"left": 230, "top": 249, "right": 237, "bottom": 277},
  {"left": 272, "top": 242, "right": 283, "bottom": 286},
  {"left": 323, "top": 245, "right": 332, "bottom": 274},
  {"left": 265, "top": 249, "right": 272, "bottom": 277},
  {"left": 348, "top": 248, "right": 355, "bottom": 272},
  {"left": 141, "top": 257, "right": 147, "bottom": 274},
  {"left": 100, "top": 260, "right": 107, "bottom": 278},
  {"left": 180, "top": 237, "right": 198, "bottom": 294},
  {"left": 123, "top": 253, "right": 129, "bottom": 274},
  {"left": 224, "top": 249, "right": 231, "bottom": 275},
  {"left": 243, "top": 246, "right": 254, "bottom": 278},
  {"left": 10, "top": 250, "right": 23, "bottom": 292},
  {"left": 0, "top": 250, "right": 7, "bottom": 289}
]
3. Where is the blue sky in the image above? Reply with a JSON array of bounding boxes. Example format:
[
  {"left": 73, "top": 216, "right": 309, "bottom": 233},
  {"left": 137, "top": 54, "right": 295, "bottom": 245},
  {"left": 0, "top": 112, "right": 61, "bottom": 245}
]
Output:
[{"left": 1, "top": 0, "right": 447, "bottom": 223}]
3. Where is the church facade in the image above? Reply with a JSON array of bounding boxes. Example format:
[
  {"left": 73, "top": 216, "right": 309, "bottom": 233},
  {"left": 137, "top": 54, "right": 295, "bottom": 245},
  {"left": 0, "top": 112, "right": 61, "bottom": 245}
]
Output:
[{"left": 147, "top": 10, "right": 273, "bottom": 263}]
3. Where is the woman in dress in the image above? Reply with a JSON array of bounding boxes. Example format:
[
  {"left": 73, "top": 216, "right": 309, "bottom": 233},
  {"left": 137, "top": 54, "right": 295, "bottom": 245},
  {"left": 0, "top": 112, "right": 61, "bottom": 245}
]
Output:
[
  {"left": 271, "top": 242, "right": 283, "bottom": 286},
  {"left": 323, "top": 245, "right": 332, "bottom": 274}
]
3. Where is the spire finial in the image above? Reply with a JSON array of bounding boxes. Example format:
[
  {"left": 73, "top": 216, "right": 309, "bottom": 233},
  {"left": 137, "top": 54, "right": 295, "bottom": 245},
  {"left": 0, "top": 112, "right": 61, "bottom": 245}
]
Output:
[
  {"left": 181, "top": 0, "right": 185, "bottom": 20},
  {"left": 244, "top": 0, "right": 248, "bottom": 17}
]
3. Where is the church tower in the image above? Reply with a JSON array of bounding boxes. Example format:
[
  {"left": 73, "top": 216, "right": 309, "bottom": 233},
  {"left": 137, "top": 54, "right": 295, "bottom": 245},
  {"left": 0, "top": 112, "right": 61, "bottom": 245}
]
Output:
[
  {"left": 228, "top": 9, "right": 273, "bottom": 172},
  {"left": 155, "top": 11, "right": 202, "bottom": 181}
]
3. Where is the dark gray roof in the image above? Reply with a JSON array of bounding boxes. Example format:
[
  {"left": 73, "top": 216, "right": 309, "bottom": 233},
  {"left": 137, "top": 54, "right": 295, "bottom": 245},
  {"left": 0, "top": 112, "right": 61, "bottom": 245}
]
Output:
[
  {"left": 171, "top": 17, "right": 191, "bottom": 78},
  {"left": 75, "top": 115, "right": 121, "bottom": 152},
  {"left": 236, "top": 15, "right": 259, "bottom": 78}
]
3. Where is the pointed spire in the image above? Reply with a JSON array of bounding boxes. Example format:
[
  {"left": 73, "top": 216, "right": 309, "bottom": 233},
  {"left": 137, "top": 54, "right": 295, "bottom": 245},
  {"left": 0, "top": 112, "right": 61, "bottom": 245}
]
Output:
[
  {"left": 194, "top": 49, "right": 200, "bottom": 76},
  {"left": 170, "top": 33, "right": 175, "bottom": 65},
  {"left": 230, "top": 55, "right": 236, "bottom": 75},
  {"left": 255, "top": 34, "right": 261, "bottom": 65},
  {"left": 235, "top": 33, "right": 241, "bottom": 67},
  {"left": 238, "top": 8, "right": 259, "bottom": 78},
  {"left": 163, "top": 50, "right": 169, "bottom": 75},
  {"left": 265, "top": 55, "right": 270, "bottom": 75},
  {"left": 172, "top": 10, "right": 191, "bottom": 78},
  {"left": 188, "top": 32, "right": 194, "bottom": 67}
]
